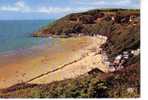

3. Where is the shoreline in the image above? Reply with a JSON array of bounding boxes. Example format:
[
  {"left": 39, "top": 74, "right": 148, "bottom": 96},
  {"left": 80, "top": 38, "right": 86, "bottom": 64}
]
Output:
[{"left": 0, "top": 36, "right": 109, "bottom": 89}]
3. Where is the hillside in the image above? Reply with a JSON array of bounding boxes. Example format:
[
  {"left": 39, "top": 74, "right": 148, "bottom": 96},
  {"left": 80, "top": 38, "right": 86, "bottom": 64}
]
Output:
[
  {"left": 33, "top": 9, "right": 139, "bottom": 37},
  {"left": 33, "top": 9, "right": 140, "bottom": 57},
  {"left": 0, "top": 9, "right": 140, "bottom": 98},
  {"left": 33, "top": 8, "right": 140, "bottom": 59}
]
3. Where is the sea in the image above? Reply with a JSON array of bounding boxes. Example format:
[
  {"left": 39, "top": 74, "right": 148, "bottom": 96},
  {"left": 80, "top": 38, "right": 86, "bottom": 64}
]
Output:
[{"left": 0, "top": 20, "right": 54, "bottom": 53}]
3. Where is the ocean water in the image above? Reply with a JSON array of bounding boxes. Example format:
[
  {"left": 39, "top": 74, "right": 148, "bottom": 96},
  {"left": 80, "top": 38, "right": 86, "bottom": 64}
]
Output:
[{"left": 0, "top": 20, "right": 54, "bottom": 53}]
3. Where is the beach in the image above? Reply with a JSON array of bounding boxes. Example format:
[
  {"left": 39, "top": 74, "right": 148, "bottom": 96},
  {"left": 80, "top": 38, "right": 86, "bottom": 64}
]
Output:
[{"left": 0, "top": 36, "right": 108, "bottom": 89}]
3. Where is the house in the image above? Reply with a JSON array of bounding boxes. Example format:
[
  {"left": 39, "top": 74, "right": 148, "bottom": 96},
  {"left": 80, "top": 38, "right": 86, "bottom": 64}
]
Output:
[
  {"left": 131, "top": 49, "right": 140, "bottom": 56},
  {"left": 108, "top": 14, "right": 115, "bottom": 21},
  {"left": 113, "top": 54, "right": 122, "bottom": 64},
  {"left": 111, "top": 16, "right": 115, "bottom": 21},
  {"left": 123, "top": 51, "right": 129, "bottom": 59},
  {"left": 115, "top": 54, "right": 122, "bottom": 60},
  {"left": 129, "top": 13, "right": 140, "bottom": 25}
]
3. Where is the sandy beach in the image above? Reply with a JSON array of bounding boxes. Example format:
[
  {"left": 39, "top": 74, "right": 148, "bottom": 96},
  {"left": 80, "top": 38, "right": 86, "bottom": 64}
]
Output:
[{"left": 0, "top": 36, "right": 108, "bottom": 89}]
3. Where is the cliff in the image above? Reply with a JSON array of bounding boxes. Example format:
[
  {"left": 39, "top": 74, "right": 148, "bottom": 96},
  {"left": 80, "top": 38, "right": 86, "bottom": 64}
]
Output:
[{"left": 33, "top": 9, "right": 140, "bottom": 37}]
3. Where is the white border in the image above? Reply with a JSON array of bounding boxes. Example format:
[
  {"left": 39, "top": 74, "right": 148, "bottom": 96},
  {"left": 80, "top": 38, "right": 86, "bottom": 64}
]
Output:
[
  {"left": 141, "top": 0, "right": 148, "bottom": 99},
  {"left": 0, "top": 0, "right": 145, "bottom": 100}
]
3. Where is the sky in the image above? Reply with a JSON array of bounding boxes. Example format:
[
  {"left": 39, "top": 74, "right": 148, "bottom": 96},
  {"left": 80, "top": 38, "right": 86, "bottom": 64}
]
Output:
[{"left": 0, "top": 0, "right": 140, "bottom": 20}]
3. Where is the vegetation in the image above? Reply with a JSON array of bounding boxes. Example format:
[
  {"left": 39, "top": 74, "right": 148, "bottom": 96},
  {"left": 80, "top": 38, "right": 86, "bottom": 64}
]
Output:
[
  {"left": 0, "top": 55, "right": 140, "bottom": 98},
  {"left": 33, "top": 9, "right": 140, "bottom": 37},
  {"left": 0, "top": 9, "right": 140, "bottom": 98}
]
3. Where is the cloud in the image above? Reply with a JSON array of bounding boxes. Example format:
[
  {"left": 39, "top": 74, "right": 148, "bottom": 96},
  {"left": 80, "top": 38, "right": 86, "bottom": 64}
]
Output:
[
  {"left": 0, "top": 1, "right": 87, "bottom": 14},
  {"left": 77, "top": 0, "right": 107, "bottom": 5},
  {"left": 0, "top": 1, "right": 31, "bottom": 12},
  {"left": 114, "top": 0, "right": 131, "bottom": 6},
  {"left": 0, "top": 0, "right": 95, "bottom": 15},
  {"left": 77, "top": 0, "right": 133, "bottom": 6},
  {"left": 0, "top": 0, "right": 139, "bottom": 15},
  {"left": 37, "top": 7, "right": 72, "bottom": 14},
  {"left": 15, "top": 0, "right": 26, "bottom": 8}
]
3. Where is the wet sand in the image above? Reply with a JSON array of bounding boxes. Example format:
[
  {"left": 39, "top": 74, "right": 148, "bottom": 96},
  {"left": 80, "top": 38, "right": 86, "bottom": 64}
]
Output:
[{"left": 0, "top": 36, "right": 109, "bottom": 89}]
